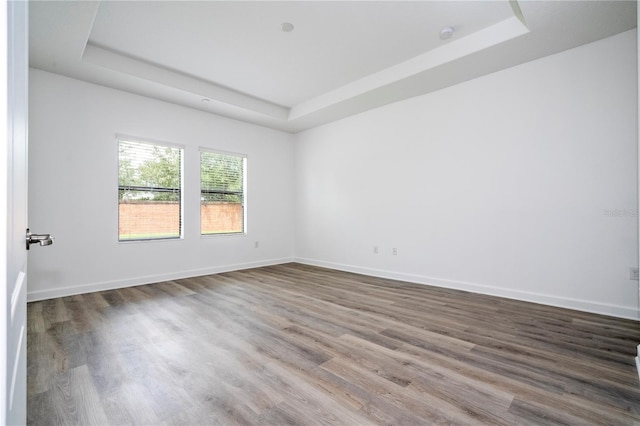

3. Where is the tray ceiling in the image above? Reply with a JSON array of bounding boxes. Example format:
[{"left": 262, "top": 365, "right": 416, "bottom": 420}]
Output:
[{"left": 30, "top": 1, "right": 637, "bottom": 133}]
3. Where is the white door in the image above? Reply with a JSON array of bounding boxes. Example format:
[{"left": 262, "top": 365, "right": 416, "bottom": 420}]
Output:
[{"left": 1, "top": 0, "right": 29, "bottom": 424}]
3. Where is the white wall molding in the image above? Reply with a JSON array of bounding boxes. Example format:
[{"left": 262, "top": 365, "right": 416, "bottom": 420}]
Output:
[
  {"left": 27, "top": 257, "right": 294, "bottom": 303},
  {"left": 29, "top": 255, "right": 640, "bottom": 320},
  {"left": 295, "top": 257, "right": 640, "bottom": 321}
]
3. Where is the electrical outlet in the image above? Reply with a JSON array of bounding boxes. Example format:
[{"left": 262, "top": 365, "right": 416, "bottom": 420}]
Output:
[
  {"left": 392, "top": 247, "right": 398, "bottom": 256},
  {"left": 254, "top": 241, "right": 259, "bottom": 249},
  {"left": 373, "top": 246, "right": 379, "bottom": 254},
  {"left": 630, "top": 267, "right": 639, "bottom": 280}
]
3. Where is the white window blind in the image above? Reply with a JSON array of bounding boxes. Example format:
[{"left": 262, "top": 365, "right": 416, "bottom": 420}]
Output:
[
  {"left": 200, "top": 150, "right": 246, "bottom": 235},
  {"left": 118, "top": 139, "right": 182, "bottom": 241}
]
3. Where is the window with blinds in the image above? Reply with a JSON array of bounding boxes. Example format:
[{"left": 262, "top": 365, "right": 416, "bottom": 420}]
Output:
[
  {"left": 200, "top": 150, "right": 246, "bottom": 235},
  {"left": 118, "top": 138, "right": 183, "bottom": 241}
]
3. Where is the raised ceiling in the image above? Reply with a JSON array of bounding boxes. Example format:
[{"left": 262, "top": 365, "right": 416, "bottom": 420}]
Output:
[{"left": 29, "top": 1, "right": 637, "bottom": 133}]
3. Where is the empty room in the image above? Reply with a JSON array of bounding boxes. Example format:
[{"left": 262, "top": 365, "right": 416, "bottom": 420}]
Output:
[{"left": 2, "top": 0, "right": 639, "bottom": 424}]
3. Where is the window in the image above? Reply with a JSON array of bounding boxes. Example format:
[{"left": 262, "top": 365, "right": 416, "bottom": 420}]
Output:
[
  {"left": 118, "top": 138, "right": 183, "bottom": 241},
  {"left": 200, "top": 150, "right": 246, "bottom": 235}
]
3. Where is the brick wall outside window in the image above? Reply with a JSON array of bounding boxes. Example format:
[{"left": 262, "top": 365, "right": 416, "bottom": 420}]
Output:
[{"left": 118, "top": 202, "right": 243, "bottom": 239}]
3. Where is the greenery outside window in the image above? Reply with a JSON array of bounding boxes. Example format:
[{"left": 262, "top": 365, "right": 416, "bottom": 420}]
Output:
[
  {"left": 118, "top": 138, "right": 183, "bottom": 241},
  {"left": 200, "top": 150, "right": 246, "bottom": 235}
]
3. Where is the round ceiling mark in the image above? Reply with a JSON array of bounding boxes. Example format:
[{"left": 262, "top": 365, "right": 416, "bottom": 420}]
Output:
[
  {"left": 439, "top": 26, "right": 454, "bottom": 40},
  {"left": 281, "top": 22, "right": 294, "bottom": 33}
]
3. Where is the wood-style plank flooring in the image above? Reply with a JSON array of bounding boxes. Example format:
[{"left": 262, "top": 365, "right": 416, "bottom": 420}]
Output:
[{"left": 27, "top": 263, "right": 640, "bottom": 425}]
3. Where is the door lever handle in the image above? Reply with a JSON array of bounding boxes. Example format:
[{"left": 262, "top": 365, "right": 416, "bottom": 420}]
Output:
[{"left": 26, "top": 228, "right": 54, "bottom": 250}]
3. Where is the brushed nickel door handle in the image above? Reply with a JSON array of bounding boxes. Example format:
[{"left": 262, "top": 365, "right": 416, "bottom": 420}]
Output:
[{"left": 26, "top": 228, "right": 54, "bottom": 250}]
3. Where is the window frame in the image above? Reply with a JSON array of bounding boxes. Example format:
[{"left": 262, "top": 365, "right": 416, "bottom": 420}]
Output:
[
  {"left": 199, "top": 147, "right": 247, "bottom": 237},
  {"left": 117, "top": 135, "right": 184, "bottom": 242}
]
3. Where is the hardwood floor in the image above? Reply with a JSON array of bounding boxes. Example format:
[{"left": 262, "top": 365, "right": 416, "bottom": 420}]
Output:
[{"left": 27, "top": 263, "right": 640, "bottom": 425}]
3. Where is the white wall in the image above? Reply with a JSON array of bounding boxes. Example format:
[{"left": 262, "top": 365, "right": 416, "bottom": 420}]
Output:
[
  {"left": 28, "top": 69, "right": 295, "bottom": 300},
  {"left": 294, "top": 29, "right": 639, "bottom": 319},
  {"left": 28, "top": 30, "right": 639, "bottom": 320}
]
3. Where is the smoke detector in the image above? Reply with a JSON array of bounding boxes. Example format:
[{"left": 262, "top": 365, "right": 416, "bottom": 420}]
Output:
[
  {"left": 439, "top": 26, "right": 454, "bottom": 40},
  {"left": 281, "top": 22, "right": 294, "bottom": 33}
]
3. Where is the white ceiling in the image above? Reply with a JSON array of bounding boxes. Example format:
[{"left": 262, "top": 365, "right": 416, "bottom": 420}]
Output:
[{"left": 30, "top": 1, "right": 637, "bottom": 133}]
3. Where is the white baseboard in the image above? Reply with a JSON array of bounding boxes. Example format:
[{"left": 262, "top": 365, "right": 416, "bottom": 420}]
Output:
[
  {"left": 27, "top": 256, "right": 640, "bottom": 321},
  {"left": 27, "top": 257, "right": 295, "bottom": 302},
  {"left": 295, "top": 257, "right": 640, "bottom": 321}
]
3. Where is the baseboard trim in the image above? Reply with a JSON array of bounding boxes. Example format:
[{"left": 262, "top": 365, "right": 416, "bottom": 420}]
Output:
[
  {"left": 28, "top": 256, "right": 640, "bottom": 321},
  {"left": 27, "top": 257, "right": 295, "bottom": 302},
  {"left": 294, "top": 257, "right": 640, "bottom": 321}
]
